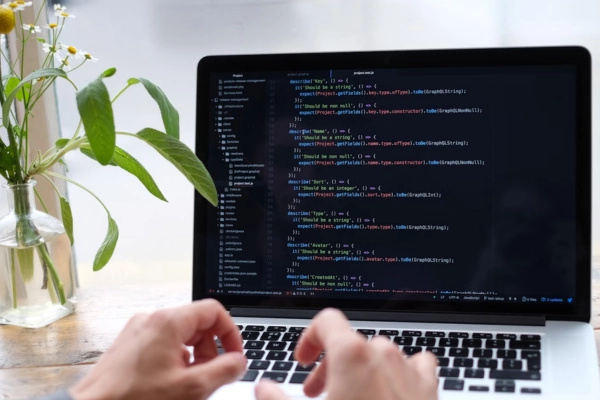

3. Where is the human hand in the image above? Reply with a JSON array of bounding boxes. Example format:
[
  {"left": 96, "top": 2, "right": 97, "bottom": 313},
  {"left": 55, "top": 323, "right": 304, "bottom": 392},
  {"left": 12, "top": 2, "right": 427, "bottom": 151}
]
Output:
[
  {"left": 255, "top": 308, "right": 438, "bottom": 400},
  {"left": 69, "top": 299, "right": 246, "bottom": 400}
]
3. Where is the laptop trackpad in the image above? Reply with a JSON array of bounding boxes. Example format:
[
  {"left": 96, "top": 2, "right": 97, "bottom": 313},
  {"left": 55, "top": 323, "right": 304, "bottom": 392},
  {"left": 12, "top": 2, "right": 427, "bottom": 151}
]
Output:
[{"left": 549, "top": 333, "right": 596, "bottom": 393}]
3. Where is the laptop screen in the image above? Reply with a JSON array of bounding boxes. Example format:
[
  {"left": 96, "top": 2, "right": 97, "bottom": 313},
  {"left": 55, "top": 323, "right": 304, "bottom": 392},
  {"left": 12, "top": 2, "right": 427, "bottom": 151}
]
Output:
[{"left": 201, "top": 60, "right": 582, "bottom": 309}]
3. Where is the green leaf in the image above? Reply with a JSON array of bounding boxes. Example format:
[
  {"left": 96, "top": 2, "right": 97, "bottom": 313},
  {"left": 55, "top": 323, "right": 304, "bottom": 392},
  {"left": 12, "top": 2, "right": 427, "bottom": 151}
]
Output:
[
  {"left": 36, "top": 38, "right": 45, "bottom": 43},
  {"left": 76, "top": 78, "right": 116, "bottom": 166},
  {"left": 15, "top": 248, "right": 34, "bottom": 283},
  {"left": 93, "top": 216, "right": 119, "bottom": 271},
  {"left": 80, "top": 147, "right": 117, "bottom": 166},
  {"left": 60, "top": 197, "right": 74, "bottom": 246},
  {"left": 112, "top": 146, "right": 167, "bottom": 201},
  {"left": 127, "top": 78, "right": 140, "bottom": 85},
  {"left": 135, "top": 128, "right": 218, "bottom": 206},
  {"left": 16, "top": 82, "right": 32, "bottom": 103},
  {"left": 2, "top": 68, "right": 69, "bottom": 123},
  {"left": 80, "top": 143, "right": 166, "bottom": 201},
  {"left": 0, "top": 147, "right": 13, "bottom": 169},
  {"left": 135, "top": 78, "right": 179, "bottom": 139},
  {"left": 5, "top": 77, "right": 19, "bottom": 100},
  {"left": 101, "top": 68, "right": 116, "bottom": 78},
  {"left": 55, "top": 138, "right": 69, "bottom": 149}
]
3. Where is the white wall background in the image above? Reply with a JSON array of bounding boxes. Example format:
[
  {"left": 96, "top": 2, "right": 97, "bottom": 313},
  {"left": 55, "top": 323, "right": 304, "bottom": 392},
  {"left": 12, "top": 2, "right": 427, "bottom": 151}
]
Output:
[{"left": 46, "top": 0, "right": 600, "bottom": 287}]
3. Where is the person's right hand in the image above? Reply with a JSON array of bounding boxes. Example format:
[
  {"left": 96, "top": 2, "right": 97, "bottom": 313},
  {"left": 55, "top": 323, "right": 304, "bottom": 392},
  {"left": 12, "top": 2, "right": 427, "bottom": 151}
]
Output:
[{"left": 255, "top": 308, "right": 438, "bottom": 400}]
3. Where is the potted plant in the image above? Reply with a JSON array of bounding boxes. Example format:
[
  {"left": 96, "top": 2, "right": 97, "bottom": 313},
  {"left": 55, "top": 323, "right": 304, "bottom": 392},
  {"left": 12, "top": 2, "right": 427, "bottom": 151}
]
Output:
[{"left": 0, "top": 1, "right": 217, "bottom": 328}]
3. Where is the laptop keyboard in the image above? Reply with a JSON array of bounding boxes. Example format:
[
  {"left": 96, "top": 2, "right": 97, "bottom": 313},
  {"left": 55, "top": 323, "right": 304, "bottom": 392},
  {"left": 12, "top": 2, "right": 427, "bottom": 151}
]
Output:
[{"left": 223, "top": 325, "right": 542, "bottom": 394}]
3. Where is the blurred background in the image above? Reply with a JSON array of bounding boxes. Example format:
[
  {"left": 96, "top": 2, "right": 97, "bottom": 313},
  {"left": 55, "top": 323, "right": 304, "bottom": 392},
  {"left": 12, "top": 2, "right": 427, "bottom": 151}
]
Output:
[{"left": 32, "top": 0, "right": 600, "bottom": 287}]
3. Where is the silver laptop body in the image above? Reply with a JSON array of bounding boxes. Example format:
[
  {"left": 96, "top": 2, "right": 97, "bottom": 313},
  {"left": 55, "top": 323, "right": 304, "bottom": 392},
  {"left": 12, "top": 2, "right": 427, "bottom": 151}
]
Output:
[{"left": 194, "top": 47, "right": 600, "bottom": 399}]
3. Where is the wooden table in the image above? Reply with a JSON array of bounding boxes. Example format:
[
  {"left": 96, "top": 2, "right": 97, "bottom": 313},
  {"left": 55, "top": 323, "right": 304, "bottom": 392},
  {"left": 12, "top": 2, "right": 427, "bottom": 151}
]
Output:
[{"left": 1, "top": 282, "right": 599, "bottom": 400}]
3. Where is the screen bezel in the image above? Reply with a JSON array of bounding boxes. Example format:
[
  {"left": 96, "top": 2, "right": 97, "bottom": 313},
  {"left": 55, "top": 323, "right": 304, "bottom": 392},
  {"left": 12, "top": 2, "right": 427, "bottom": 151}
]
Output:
[{"left": 193, "top": 47, "right": 591, "bottom": 322}]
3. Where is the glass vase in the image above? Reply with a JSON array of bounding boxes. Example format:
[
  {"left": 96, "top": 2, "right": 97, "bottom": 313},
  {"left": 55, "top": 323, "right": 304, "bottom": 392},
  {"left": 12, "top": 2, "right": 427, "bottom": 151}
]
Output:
[{"left": 0, "top": 180, "right": 76, "bottom": 328}]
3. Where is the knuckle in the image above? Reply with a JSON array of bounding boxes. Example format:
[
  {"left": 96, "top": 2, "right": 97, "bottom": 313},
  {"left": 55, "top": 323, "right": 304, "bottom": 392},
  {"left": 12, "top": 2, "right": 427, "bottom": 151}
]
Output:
[
  {"left": 339, "top": 335, "right": 369, "bottom": 362},
  {"left": 416, "top": 350, "right": 437, "bottom": 366},
  {"left": 147, "top": 309, "right": 172, "bottom": 328},
  {"left": 127, "top": 312, "right": 150, "bottom": 328},
  {"left": 370, "top": 336, "right": 399, "bottom": 359},
  {"left": 381, "top": 341, "right": 399, "bottom": 358}
]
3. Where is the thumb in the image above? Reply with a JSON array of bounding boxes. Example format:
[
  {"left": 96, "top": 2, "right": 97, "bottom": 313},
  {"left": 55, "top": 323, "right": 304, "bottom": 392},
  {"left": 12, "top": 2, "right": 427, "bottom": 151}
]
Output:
[
  {"left": 255, "top": 379, "right": 290, "bottom": 400},
  {"left": 184, "top": 352, "right": 247, "bottom": 395}
]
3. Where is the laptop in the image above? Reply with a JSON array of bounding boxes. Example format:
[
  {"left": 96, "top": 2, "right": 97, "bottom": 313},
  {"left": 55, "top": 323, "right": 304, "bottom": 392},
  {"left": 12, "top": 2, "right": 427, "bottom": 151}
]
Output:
[{"left": 193, "top": 47, "right": 600, "bottom": 399}]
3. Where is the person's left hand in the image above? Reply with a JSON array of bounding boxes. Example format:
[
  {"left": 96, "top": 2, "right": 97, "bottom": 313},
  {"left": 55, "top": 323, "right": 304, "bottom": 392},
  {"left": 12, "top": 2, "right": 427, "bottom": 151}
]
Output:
[{"left": 69, "top": 299, "right": 246, "bottom": 400}]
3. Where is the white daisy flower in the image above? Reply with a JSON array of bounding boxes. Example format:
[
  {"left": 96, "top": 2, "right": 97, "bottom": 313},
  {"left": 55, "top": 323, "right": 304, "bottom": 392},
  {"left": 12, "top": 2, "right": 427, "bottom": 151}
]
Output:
[
  {"left": 4, "top": 2, "right": 26, "bottom": 11},
  {"left": 42, "top": 42, "right": 63, "bottom": 54},
  {"left": 17, "top": 1, "right": 33, "bottom": 7},
  {"left": 0, "top": 35, "right": 5, "bottom": 47},
  {"left": 81, "top": 50, "right": 98, "bottom": 63},
  {"left": 53, "top": 4, "right": 65, "bottom": 11},
  {"left": 62, "top": 44, "right": 82, "bottom": 59},
  {"left": 22, "top": 24, "right": 41, "bottom": 33},
  {"left": 44, "top": 23, "right": 59, "bottom": 30},
  {"left": 55, "top": 10, "right": 75, "bottom": 18},
  {"left": 42, "top": 42, "right": 55, "bottom": 53}
]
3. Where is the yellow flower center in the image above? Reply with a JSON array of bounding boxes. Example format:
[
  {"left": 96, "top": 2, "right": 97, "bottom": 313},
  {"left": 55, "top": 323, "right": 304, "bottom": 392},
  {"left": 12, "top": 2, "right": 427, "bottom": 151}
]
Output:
[
  {"left": 8, "top": 2, "right": 18, "bottom": 9},
  {"left": 60, "top": 12, "right": 69, "bottom": 17},
  {"left": 67, "top": 46, "right": 76, "bottom": 55},
  {"left": 0, "top": 7, "right": 15, "bottom": 34},
  {"left": 16, "top": 0, "right": 24, "bottom": 4},
  {"left": 48, "top": 23, "right": 57, "bottom": 28},
  {"left": 84, "top": 53, "right": 92, "bottom": 60}
]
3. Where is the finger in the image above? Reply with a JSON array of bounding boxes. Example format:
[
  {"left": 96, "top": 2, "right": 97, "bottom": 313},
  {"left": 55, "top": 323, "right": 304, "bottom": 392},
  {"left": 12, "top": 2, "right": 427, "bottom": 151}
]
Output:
[
  {"left": 181, "top": 344, "right": 192, "bottom": 366},
  {"left": 302, "top": 357, "right": 328, "bottom": 398},
  {"left": 295, "top": 308, "right": 354, "bottom": 364},
  {"left": 158, "top": 299, "right": 242, "bottom": 352},
  {"left": 369, "top": 337, "right": 406, "bottom": 399},
  {"left": 369, "top": 335, "right": 399, "bottom": 359},
  {"left": 255, "top": 379, "right": 290, "bottom": 400},
  {"left": 192, "top": 333, "right": 219, "bottom": 365},
  {"left": 407, "top": 351, "right": 438, "bottom": 387},
  {"left": 184, "top": 351, "right": 247, "bottom": 396}
]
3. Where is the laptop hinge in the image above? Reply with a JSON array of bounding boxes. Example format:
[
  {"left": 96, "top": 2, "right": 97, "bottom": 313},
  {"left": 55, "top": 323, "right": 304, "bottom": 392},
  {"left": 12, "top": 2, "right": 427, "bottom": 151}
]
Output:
[{"left": 230, "top": 308, "right": 546, "bottom": 327}]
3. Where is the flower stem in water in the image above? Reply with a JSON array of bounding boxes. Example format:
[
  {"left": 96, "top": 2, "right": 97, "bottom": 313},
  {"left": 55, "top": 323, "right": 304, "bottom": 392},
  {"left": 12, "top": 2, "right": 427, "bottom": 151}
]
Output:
[
  {"left": 37, "top": 244, "right": 66, "bottom": 305},
  {"left": 10, "top": 249, "right": 16, "bottom": 308}
]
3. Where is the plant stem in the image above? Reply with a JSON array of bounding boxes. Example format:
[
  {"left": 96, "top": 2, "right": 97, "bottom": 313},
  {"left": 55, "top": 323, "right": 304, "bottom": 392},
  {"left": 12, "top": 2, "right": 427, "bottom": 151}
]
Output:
[
  {"left": 7, "top": 125, "right": 23, "bottom": 183},
  {"left": 43, "top": 171, "right": 111, "bottom": 214},
  {"left": 38, "top": 172, "right": 60, "bottom": 195},
  {"left": 10, "top": 249, "right": 17, "bottom": 308},
  {"left": 37, "top": 243, "right": 66, "bottom": 305},
  {"left": 34, "top": 187, "right": 49, "bottom": 213},
  {"left": 33, "top": 136, "right": 87, "bottom": 176},
  {"left": 22, "top": 114, "right": 29, "bottom": 174},
  {"left": 111, "top": 83, "right": 135, "bottom": 104},
  {"left": 69, "top": 120, "right": 82, "bottom": 141},
  {"left": 17, "top": 12, "right": 26, "bottom": 80}
]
